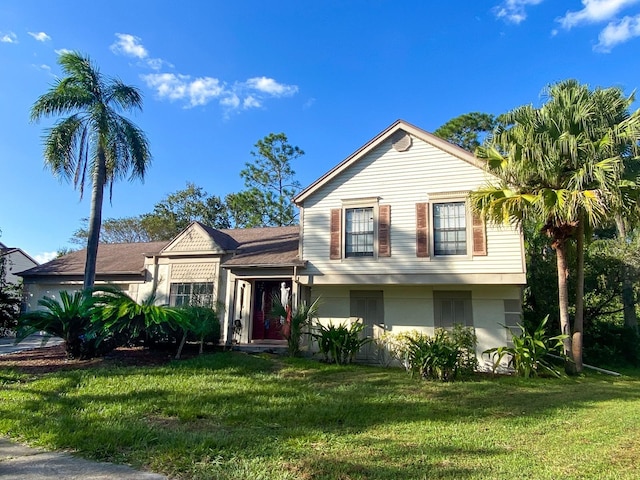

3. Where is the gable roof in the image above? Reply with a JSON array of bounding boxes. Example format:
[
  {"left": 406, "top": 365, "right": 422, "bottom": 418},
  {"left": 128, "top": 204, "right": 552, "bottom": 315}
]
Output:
[
  {"left": 18, "top": 241, "right": 167, "bottom": 278},
  {"left": 160, "top": 222, "right": 235, "bottom": 254},
  {"left": 1, "top": 245, "right": 39, "bottom": 266},
  {"left": 294, "top": 119, "right": 485, "bottom": 204}
]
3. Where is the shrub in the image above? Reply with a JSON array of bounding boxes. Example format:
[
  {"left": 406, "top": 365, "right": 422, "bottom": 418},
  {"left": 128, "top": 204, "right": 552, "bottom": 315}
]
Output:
[
  {"left": 17, "top": 290, "right": 103, "bottom": 359},
  {"left": 271, "top": 296, "right": 320, "bottom": 357},
  {"left": 483, "top": 315, "right": 566, "bottom": 378},
  {"left": 312, "top": 321, "right": 371, "bottom": 364},
  {"left": 583, "top": 319, "right": 640, "bottom": 367},
  {"left": 174, "top": 305, "right": 222, "bottom": 358},
  {"left": 377, "top": 326, "right": 478, "bottom": 381}
]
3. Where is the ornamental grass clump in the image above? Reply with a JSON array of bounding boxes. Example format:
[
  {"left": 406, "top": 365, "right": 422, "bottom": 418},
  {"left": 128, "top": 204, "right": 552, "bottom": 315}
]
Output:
[
  {"left": 483, "top": 315, "right": 567, "bottom": 378},
  {"left": 312, "top": 321, "right": 371, "bottom": 364}
]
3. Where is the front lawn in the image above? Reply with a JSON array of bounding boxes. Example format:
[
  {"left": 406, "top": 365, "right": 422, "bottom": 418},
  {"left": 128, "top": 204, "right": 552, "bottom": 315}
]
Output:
[{"left": 1, "top": 352, "right": 639, "bottom": 479}]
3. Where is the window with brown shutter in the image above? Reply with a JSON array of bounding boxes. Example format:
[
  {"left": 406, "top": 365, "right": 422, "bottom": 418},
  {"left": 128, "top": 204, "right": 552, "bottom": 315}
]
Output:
[
  {"left": 416, "top": 202, "right": 429, "bottom": 257},
  {"left": 378, "top": 205, "right": 391, "bottom": 257},
  {"left": 472, "top": 213, "right": 487, "bottom": 256},
  {"left": 330, "top": 208, "right": 342, "bottom": 259}
]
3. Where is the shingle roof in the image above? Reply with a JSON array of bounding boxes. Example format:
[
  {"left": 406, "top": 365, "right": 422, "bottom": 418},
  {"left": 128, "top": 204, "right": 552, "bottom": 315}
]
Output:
[
  {"left": 18, "top": 241, "right": 168, "bottom": 278},
  {"left": 18, "top": 225, "right": 302, "bottom": 278},
  {"left": 219, "top": 225, "right": 302, "bottom": 267}
]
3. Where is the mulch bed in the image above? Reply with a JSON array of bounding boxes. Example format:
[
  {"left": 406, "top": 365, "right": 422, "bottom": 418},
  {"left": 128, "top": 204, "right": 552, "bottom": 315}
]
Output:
[{"left": 0, "top": 345, "right": 182, "bottom": 375}]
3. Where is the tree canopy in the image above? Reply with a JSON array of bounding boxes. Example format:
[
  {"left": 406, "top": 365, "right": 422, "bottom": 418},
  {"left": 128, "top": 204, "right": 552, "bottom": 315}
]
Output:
[
  {"left": 31, "top": 51, "right": 151, "bottom": 288},
  {"left": 434, "top": 112, "right": 496, "bottom": 152}
]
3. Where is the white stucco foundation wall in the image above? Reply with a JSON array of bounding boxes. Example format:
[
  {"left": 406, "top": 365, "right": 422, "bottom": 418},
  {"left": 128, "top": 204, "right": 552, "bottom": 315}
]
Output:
[{"left": 310, "top": 284, "right": 521, "bottom": 367}]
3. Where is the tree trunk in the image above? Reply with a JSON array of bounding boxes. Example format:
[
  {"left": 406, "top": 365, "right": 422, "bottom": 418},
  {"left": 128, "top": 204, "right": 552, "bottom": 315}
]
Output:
[
  {"left": 554, "top": 238, "right": 575, "bottom": 374},
  {"left": 573, "top": 219, "right": 584, "bottom": 374},
  {"left": 83, "top": 148, "right": 107, "bottom": 289},
  {"left": 615, "top": 215, "right": 637, "bottom": 330}
]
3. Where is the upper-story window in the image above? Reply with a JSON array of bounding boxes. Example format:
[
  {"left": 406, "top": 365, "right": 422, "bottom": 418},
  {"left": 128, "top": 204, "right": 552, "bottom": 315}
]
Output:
[
  {"left": 330, "top": 200, "right": 390, "bottom": 260},
  {"left": 345, "top": 207, "right": 374, "bottom": 257},
  {"left": 433, "top": 202, "right": 467, "bottom": 256}
]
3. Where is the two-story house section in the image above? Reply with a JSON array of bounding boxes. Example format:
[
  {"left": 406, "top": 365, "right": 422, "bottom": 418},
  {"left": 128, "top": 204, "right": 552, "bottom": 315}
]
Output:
[{"left": 294, "top": 120, "right": 526, "bottom": 362}]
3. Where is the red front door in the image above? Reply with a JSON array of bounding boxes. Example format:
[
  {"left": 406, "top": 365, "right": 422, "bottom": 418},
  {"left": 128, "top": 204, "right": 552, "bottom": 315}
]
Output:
[{"left": 251, "top": 281, "right": 288, "bottom": 341}]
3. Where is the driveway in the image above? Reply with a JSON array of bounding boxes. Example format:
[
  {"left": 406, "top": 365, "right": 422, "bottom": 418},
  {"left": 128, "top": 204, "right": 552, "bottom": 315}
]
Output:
[{"left": 0, "top": 333, "right": 63, "bottom": 356}]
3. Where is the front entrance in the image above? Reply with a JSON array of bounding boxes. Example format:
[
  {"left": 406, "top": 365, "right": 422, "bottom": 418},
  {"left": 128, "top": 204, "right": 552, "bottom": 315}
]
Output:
[{"left": 251, "top": 280, "right": 291, "bottom": 341}]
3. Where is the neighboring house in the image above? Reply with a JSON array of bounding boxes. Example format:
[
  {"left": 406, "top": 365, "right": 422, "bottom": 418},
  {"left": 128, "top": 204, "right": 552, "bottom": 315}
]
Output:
[
  {"left": 19, "top": 120, "right": 526, "bottom": 364},
  {"left": 0, "top": 242, "right": 38, "bottom": 286}
]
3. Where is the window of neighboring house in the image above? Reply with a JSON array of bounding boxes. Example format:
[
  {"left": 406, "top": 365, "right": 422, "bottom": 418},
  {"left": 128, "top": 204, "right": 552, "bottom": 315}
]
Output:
[
  {"left": 433, "top": 291, "right": 473, "bottom": 328},
  {"left": 345, "top": 207, "right": 374, "bottom": 257},
  {"left": 169, "top": 282, "right": 214, "bottom": 307},
  {"left": 433, "top": 202, "right": 467, "bottom": 256}
]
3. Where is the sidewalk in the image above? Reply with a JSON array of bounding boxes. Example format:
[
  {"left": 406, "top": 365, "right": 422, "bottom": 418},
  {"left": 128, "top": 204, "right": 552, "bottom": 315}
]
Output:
[
  {"left": 0, "top": 437, "right": 166, "bottom": 479},
  {"left": 0, "top": 333, "right": 63, "bottom": 356}
]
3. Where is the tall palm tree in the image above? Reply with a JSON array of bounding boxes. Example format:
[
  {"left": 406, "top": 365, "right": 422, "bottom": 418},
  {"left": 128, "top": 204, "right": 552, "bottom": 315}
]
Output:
[
  {"left": 471, "top": 80, "right": 640, "bottom": 373},
  {"left": 31, "top": 52, "right": 151, "bottom": 289}
]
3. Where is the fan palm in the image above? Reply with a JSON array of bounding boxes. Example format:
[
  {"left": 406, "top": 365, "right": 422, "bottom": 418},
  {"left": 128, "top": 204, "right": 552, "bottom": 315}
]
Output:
[
  {"left": 31, "top": 52, "right": 151, "bottom": 289},
  {"left": 471, "top": 79, "right": 640, "bottom": 373}
]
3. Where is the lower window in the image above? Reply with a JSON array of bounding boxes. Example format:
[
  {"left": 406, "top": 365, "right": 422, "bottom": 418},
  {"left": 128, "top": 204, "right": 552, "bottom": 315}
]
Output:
[
  {"left": 169, "top": 282, "right": 214, "bottom": 307},
  {"left": 433, "top": 291, "right": 473, "bottom": 328}
]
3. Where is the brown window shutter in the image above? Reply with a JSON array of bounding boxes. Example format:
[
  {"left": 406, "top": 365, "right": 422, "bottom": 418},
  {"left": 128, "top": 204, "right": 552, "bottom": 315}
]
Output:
[
  {"left": 416, "top": 202, "right": 429, "bottom": 257},
  {"left": 378, "top": 205, "right": 391, "bottom": 257},
  {"left": 472, "top": 212, "right": 487, "bottom": 256},
  {"left": 330, "top": 208, "right": 342, "bottom": 259}
]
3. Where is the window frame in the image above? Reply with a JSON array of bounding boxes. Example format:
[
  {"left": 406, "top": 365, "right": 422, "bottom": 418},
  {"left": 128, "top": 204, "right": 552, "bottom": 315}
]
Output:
[
  {"left": 433, "top": 290, "right": 473, "bottom": 328},
  {"left": 428, "top": 194, "right": 474, "bottom": 259},
  {"left": 344, "top": 206, "right": 375, "bottom": 258},
  {"left": 340, "top": 197, "right": 381, "bottom": 260},
  {"left": 169, "top": 281, "right": 215, "bottom": 307}
]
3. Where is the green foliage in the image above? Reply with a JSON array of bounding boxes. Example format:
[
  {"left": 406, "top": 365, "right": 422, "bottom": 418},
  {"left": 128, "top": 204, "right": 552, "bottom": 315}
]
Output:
[
  {"left": 584, "top": 319, "right": 640, "bottom": 367},
  {"left": 484, "top": 316, "right": 567, "bottom": 378},
  {"left": 16, "top": 290, "right": 101, "bottom": 359},
  {"left": 434, "top": 111, "right": 496, "bottom": 151},
  {"left": 0, "top": 252, "right": 21, "bottom": 336},
  {"left": 377, "top": 327, "right": 477, "bottom": 381},
  {"left": 31, "top": 51, "right": 151, "bottom": 289},
  {"left": 70, "top": 183, "right": 231, "bottom": 244},
  {"left": 227, "top": 133, "right": 303, "bottom": 227},
  {"left": 93, "top": 286, "right": 187, "bottom": 347},
  {"left": 271, "top": 296, "right": 320, "bottom": 356},
  {"left": 174, "top": 305, "right": 222, "bottom": 357},
  {"left": 312, "top": 321, "right": 370, "bottom": 364}
]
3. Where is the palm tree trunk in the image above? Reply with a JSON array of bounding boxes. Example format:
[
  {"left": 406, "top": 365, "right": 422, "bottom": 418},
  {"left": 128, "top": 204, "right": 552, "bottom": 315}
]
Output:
[
  {"left": 573, "top": 219, "right": 585, "bottom": 373},
  {"left": 83, "top": 148, "right": 107, "bottom": 289},
  {"left": 615, "top": 215, "right": 637, "bottom": 330},
  {"left": 554, "top": 238, "right": 575, "bottom": 373}
]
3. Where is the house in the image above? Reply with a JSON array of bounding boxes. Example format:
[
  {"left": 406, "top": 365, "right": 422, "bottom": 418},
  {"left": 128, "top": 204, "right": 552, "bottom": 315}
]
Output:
[
  {"left": 19, "top": 120, "right": 526, "bottom": 363},
  {"left": 1, "top": 242, "right": 38, "bottom": 286}
]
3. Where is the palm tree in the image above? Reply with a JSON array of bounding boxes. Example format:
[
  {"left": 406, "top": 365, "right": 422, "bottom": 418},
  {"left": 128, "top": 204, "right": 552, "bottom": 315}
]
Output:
[
  {"left": 31, "top": 52, "right": 151, "bottom": 289},
  {"left": 471, "top": 79, "right": 640, "bottom": 374}
]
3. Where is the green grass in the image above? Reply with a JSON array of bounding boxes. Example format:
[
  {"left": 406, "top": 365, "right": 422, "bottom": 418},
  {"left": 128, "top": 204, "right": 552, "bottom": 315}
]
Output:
[{"left": 1, "top": 352, "right": 639, "bottom": 479}]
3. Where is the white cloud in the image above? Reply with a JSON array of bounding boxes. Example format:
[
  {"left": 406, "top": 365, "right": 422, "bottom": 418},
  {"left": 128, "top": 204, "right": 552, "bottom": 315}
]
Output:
[
  {"left": 110, "top": 33, "right": 169, "bottom": 71},
  {"left": 54, "top": 48, "right": 72, "bottom": 55},
  {"left": 595, "top": 13, "right": 640, "bottom": 50},
  {"left": 143, "top": 72, "right": 298, "bottom": 112},
  {"left": 111, "top": 33, "right": 148, "bottom": 59},
  {"left": 34, "top": 251, "right": 57, "bottom": 264},
  {"left": 0, "top": 32, "right": 18, "bottom": 43},
  {"left": 558, "top": 0, "right": 640, "bottom": 29},
  {"left": 245, "top": 77, "right": 298, "bottom": 96},
  {"left": 142, "top": 73, "right": 225, "bottom": 107},
  {"left": 493, "top": 0, "right": 545, "bottom": 24},
  {"left": 243, "top": 96, "right": 262, "bottom": 109},
  {"left": 28, "top": 31, "right": 51, "bottom": 42}
]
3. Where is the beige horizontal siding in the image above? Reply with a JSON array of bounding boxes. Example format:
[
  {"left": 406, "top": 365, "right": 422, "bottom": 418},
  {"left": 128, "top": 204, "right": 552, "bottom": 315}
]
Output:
[{"left": 301, "top": 136, "right": 524, "bottom": 282}]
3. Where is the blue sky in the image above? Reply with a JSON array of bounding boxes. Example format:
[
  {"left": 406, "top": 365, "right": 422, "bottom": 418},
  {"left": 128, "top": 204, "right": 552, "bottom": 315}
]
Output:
[{"left": 2, "top": 0, "right": 640, "bottom": 262}]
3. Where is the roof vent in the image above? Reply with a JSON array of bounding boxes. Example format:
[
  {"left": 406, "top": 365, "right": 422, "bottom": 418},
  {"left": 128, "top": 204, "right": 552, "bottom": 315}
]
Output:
[{"left": 391, "top": 130, "right": 412, "bottom": 152}]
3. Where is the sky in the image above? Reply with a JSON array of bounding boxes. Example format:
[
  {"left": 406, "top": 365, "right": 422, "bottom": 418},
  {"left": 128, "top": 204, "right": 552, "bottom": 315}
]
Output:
[{"left": 2, "top": 0, "right": 640, "bottom": 263}]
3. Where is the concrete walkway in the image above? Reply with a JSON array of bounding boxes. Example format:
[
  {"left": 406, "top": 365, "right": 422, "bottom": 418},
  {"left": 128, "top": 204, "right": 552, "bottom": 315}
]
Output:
[
  {"left": 0, "top": 333, "right": 63, "bottom": 356},
  {"left": 0, "top": 437, "right": 166, "bottom": 479}
]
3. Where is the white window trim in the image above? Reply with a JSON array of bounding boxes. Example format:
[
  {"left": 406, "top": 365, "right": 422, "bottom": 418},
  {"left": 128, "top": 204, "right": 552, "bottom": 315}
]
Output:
[
  {"left": 341, "top": 197, "right": 380, "bottom": 260},
  {"left": 429, "top": 194, "right": 473, "bottom": 260}
]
